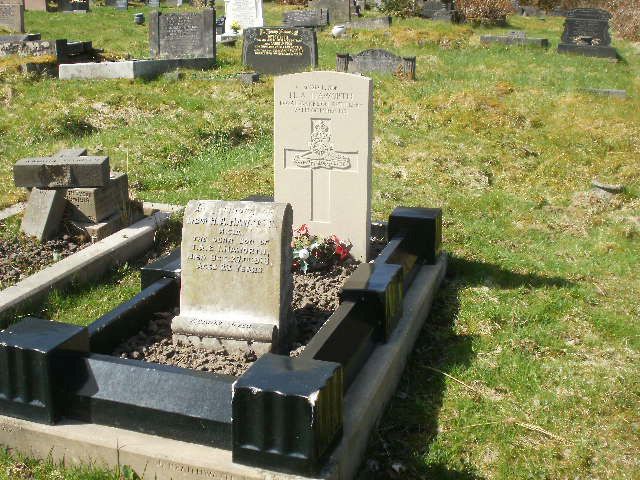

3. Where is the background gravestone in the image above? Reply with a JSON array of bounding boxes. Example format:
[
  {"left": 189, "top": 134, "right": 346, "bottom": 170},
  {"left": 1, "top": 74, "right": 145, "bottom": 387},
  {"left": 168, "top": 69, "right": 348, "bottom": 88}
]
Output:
[
  {"left": 58, "top": 0, "right": 89, "bottom": 12},
  {"left": 282, "top": 8, "right": 328, "bottom": 28},
  {"left": 307, "top": 0, "right": 350, "bottom": 23},
  {"left": 0, "top": 0, "right": 24, "bottom": 33},
  {"left": 243, "top": 27, "right": 317, "bottom": 75},
  {"left": 171, "top": 200, "right": 293, "bottom": 353},
  {"left": 24, "top": 0, "right": 45, "bottom": 11},
  {"left": 274, "top": 71, "right": 373, "bottom": 261},
  {"left": 558, "top": 8, "right": 617, "bottom": 58},
  {"left": 149, "top": 9, "right": 215, "bottom": 59},
  {"left": 336, "top": 49, "right": 415, "bottom": 79},
  {"left": 224, "top": 0, "right": 263, "bottom": 33}
]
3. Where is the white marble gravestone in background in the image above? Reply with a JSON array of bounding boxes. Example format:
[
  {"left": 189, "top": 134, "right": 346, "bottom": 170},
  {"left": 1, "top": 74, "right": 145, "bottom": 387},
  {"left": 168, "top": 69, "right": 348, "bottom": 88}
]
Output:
[{"left": 224, "top": 0, "right": 263, "bottom": 33}]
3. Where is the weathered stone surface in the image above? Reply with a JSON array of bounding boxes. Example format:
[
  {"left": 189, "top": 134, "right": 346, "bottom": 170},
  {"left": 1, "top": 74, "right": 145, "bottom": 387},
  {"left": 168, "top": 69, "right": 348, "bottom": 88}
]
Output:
[
  {"left": 242, "top": 27, "right": 317, "bottom": 75},
  {"left": 0, "top": 33, "right": 38, "bottom": 41},
  {"left": 480, "top": 31, "right": 549, "bottom": 48},
  {"left": 336, "top": 49, "right": 415, "bottom": 78},
  {"left": 0, "top": 0, "right": 24, "bottom": 33},
  {"left": 346, "top": 16, "right": 391, "bottom": 30},
  {"left": 59, "top": 58, "right": 216, "bottom": 80},
  {"left": 0, "top": 39, "right": 54, "bottom": 57},
  {"left": 308, "top": 0, "right": 350, "bottom": 23},
  {"left": 13, "top": 156, "right": 110, "bottom": 188},
  {"left": 71, "top": 212, "right": 124, "bottom": 242},
  {"left": 282, "top": 8, "right": 328, "bottom": 28},
  {"left": 55, "top": 147, "right": 87, "bottom": 157},
  {"left": 224, "top": 0, "right": 263, "bottom": 33},
  {"left": 65, "top": 172, "right": 129, "bottom": 223},
  {"left": 149, "top": 9, "right": 215, "bottom": 59},
  {"left": 171, "top": 200, "right": 293, "bottom": 349},
  {"left": 274, "top": 71, "right": 373, "bottom": 261},
  {"left": 421, "top": 0, "right": 455, "bottom": 21},
  {"left": 24, "top": 0, "right": 46, "bottom": 11},
  {"left": 20, "top": 188, "right": 67, "bottom": 241},
  {"left": 58, "top": 0, "right": 89, "bottom": 12},
  {"left": 558, "top": 8, "right": 618, "bottom": 59}
]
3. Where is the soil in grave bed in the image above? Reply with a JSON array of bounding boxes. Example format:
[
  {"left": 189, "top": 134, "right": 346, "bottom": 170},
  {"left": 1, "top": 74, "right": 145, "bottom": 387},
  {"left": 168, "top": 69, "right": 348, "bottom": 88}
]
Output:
[{"left": 113, "top": 263, "right": 359, "bottom": 376}]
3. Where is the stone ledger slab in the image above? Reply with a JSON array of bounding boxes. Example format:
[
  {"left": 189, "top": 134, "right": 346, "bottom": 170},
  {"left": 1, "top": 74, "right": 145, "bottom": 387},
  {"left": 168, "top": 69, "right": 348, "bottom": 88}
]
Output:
[
  {"left": 0, "top": 0, "right": 24, "bottom": 33},
  {"left": 274, "top": 71, "right": 373, "bottom": 261},
  {"left": 171, "top": 200, "right": 293, "bottom": 350},
  {"left": 224, "top": 0, "right": 263, "bottom": 33},
  {"left": 242, "top": 27, "right": 318, "bottom": 75},
  {"left": 20, "top": 188, "right": 66, "bottom": 241},
  {"left": 65, "top": 172, "right": 128, "bottom": 223},
  {"left": 59, "top": 58, "right": 216, "bottom": 80},
  {"left": 480, "top": 32, "right": 549, "bottom": 48},
  {"left": 149, "top": 9, "right": 215, "bottom": 60},
  {"left": 13, "top": 156, "right": 110, "bottom": 188}
]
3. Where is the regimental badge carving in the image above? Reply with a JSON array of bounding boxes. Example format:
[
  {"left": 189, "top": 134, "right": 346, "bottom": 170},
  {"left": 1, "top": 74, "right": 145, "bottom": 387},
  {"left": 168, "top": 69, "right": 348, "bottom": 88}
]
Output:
[{"left": 294, "top": 119, "right": 351, "bottom": 169}]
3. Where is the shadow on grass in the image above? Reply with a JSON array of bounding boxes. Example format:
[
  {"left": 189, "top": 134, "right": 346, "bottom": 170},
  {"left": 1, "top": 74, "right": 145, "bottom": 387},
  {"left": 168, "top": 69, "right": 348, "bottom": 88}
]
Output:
[{"left": 357, "top": 255, "right": 573, "bottom": 479}]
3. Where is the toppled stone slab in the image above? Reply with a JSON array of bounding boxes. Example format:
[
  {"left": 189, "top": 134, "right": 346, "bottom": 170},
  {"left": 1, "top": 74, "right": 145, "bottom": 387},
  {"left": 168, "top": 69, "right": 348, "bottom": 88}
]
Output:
[
  {"left": 584, "top": 88, "right": 627, "bottom": 98},
  {"left": 20, "top": 188, "right": 67, "bottom": 241},
  {"left": 65, "top": 172, "right": 128, "bottom": 223},
  {"left": 480, "top": 31, "right": 549, "bottom": 48},
  {"left": 13, "top": 156, "right": 110, "bottom": 188},
  {"left": 71, "top": 212, "right": 123, "bottom": 242},
  {"left": 59, "top": 58, "right": 216, "bottom": 80}
]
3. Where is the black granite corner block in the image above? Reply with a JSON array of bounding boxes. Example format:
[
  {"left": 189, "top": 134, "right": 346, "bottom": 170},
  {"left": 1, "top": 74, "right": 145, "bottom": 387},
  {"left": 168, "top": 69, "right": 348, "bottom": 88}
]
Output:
[
  {"left": 233, "top": 353, "right": 343, "bottom": 476},
  {"left": 388, "top": 207, "right": 442, "bottom": 264},
  {"left": 340, "top": 263, "right": 403, "bottom": 340},
  {"left": 140, "top": 248, "right": 181, "bottom": 289},
  {"left": 0, "top": 317, "right": 89, "bottom": 424}
]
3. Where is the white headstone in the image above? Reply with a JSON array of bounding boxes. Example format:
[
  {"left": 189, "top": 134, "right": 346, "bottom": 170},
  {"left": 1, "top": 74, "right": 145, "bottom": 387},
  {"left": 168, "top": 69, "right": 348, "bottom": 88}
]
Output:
[
  {"left": 274, "top": 71, "right": 373, "bottom": 261},
  {"left": 171, "top": 200, "right": 293, "bottom": 352},
  {"left": 224, "top": 0, "right": 263, "bottom": 33}
]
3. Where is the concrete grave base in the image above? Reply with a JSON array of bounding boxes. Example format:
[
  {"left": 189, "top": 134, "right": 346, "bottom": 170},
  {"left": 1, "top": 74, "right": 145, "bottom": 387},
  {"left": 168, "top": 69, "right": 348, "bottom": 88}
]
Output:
[
  {"left": 480, "top": 35, "right": 549, "bottom": 47},
  {"left": 557, "top": 43, "right": 618, "bottom": 59},
  {"left": 59, "top": 57, "right": 216, "bottom": 80},
  {"left": 0, "top": 256, "right": 446, "bottom": 480}
]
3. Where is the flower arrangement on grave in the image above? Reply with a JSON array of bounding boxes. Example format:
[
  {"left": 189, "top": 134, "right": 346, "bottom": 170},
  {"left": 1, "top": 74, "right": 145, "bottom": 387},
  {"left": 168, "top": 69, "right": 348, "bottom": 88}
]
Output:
[
  {"left": 291, "top": 224, "right": 352, "bottom": 273},
  {"left": 231, "top": 21, "right": 241, "bottom": 33}
]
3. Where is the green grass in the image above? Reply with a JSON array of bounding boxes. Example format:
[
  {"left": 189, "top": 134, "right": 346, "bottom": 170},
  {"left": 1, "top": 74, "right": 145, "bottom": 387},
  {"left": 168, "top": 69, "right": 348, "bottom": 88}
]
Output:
[{"left": 1, "top": 4, "right": 639, "bottom": 479}]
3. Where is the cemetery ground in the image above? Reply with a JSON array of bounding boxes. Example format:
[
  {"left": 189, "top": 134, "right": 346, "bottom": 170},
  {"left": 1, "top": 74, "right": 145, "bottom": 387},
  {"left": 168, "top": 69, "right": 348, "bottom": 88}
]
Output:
[{"left": 0, "top": 4, "right": 639, "bottom": 480}]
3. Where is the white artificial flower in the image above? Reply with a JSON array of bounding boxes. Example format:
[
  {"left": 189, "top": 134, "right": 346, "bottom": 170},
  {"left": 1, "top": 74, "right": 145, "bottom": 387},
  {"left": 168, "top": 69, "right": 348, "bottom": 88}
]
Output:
[{"left": 298, "top": 248, "right": 310, "bottom": 260}]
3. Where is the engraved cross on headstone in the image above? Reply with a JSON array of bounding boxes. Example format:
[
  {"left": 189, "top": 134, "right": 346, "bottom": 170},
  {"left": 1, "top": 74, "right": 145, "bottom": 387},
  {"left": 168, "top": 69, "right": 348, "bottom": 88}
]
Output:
[{"left": 283, "top": 119, "right": 358, "bottom": 223}]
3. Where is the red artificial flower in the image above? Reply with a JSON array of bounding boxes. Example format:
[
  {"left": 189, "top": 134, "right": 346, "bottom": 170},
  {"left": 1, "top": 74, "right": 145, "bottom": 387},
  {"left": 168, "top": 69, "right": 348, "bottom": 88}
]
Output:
[
  {"left": 335, "top": 243, "right": 351, "bottom": 261},
  {"left": 295, "top": 224, "right": 309, "bottom": 236}
]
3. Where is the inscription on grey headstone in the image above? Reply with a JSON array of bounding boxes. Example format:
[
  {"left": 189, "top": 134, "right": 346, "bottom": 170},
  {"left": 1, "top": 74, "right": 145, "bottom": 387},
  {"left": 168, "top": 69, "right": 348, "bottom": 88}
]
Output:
[
  {"left": 337, "top": 49, "right": 415, "bottom": 79},
  {"left": 13, "top": 156, "right": 110, "bottom": 188},
  {"left": 307, "top": 0, "right": 350, "bottom": 23},
  {"left": 0, "top": 0, "right": 24, "bottom": 33},
  {"left": 149, "top": 9, "right": 215, "bottom": 59}
]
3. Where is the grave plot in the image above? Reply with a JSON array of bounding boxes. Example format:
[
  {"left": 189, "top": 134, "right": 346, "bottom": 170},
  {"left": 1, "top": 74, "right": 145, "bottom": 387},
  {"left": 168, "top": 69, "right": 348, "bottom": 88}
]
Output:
[
  {"left": 0, "top": 148, "right": 176, "bottom": 325},
  {"left": 59, "top": 8, "right": 216, "bottom": 80},
  {"left": 557, "top": 8, "right": 619, "bottom": 59}
]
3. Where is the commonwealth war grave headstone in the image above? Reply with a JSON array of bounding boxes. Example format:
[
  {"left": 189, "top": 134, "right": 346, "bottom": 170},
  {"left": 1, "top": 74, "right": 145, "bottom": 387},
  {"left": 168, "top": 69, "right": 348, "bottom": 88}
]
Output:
[
  {"left": 150, "top": 9, "right": 215, "bottom": 59},
  {"left": 171, "top": 200, "right": 293, "bottom": 353},
  {"left": 243, "top": 27, "right": 317, "bottom": 75},
  {"left": 307, "top": 0, "right": 350, "bottom": 23},
  {"left": 336, "top": 49, "right": 415, "bottom": 79},
  {"left": 274, "top": 71, "right": 373, "bottom": 261},
  {"left": 558, "top": 8, "right": 618, "bottom": 59},
  {"left": 224, "top": 0, "right": 263, "bottom": 33},
  {"left": 0, "top": 0, "right": 24, "bottom": 33}
]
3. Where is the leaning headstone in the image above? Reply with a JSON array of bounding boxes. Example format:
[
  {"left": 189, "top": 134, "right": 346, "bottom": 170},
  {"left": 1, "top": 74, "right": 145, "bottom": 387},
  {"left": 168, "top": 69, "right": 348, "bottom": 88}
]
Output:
[
  {"left": 20, "top": 188, "right": 67, "bottom": 241},
  {"left": 243, "top": 27, "right": 317, "bottom": 75},
  {"left": 58, "top": 0, "right": 89, "bottom": 12},
  {"left": 274, "top": 71, "right": 373, "bottom": 261},
  {"left": 65, "top": 172, "right": 129, "bottom": 223},
  {"left": 282, "top": 8, "right": 328, "bottom": 28},
  {"left": 558, "top": 8, "right": 617, "bottom": 59},
  {"left": 307, "top": 0, "right": 350, "bottom": 23},
  {"left": 13, "top": 156, "right": 110, "bottom": 188},
  {"left": 0, "top": 0, "right": 24, "bottom": 33},
  {"left": 336, "top": 49, "right": 415, "bottom": 79},
  {"left": 24, "top": 0, "right": 46, "bottom": 11},
  {"left": 171, "top": 200, "right": 293, "bottom": 353},
  {"left": 224, "top": 0, "right": 263, "bottom": 34},
  {"left": 149, "top": 9, "right": 215, "bottom": 59}
]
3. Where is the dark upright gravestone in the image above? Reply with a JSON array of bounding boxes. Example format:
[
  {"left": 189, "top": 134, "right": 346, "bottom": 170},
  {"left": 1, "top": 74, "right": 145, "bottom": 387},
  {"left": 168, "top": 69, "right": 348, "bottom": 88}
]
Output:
[
  {"left": 0, "top": 0, "right": 24, "bottom": 33},
  {"left": 558, "top": 8, "right": 617, "bottom": 59},
  {"left": 421, "top": 0, "right": 455, "bottom": 21},
  {"left": 58, "top": 0, "right": 89, "bottom": 12},
  {"left": 282, "top": 8, "right": 328, "bottom": 28},
  {"left": 307, "top": 0, "right": 350, "bottom": 23},
  {"left": 336, "top": 49, "right": 415, "bottom": 79},
  {"left": 149, "top": 9, "right": 216, "bottom": 59},
  {"left": 242, "top": 27, "right": 318, "bottom": 75}
]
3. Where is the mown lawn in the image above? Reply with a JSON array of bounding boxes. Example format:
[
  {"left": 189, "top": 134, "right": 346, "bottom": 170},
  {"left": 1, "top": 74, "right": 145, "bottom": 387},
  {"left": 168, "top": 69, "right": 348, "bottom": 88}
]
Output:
[{"left": 1, "top": 3, "right": 639, "bottom": 479}]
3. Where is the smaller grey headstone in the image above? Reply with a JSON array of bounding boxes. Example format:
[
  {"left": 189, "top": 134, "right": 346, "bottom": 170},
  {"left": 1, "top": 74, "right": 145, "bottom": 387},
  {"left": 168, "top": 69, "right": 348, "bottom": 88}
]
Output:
[
  {"left": 21, "top": 188, "right": 67, "bottom": 241},
  {"left": 336, "top": 49, "right": 415, "bottom": 79},
  {"left": 13, "top": 156, "right": 110, "bottom": 188},
  {"left": 0, "top": 0, "right": 25, "bottom": 33},
  {"left": 307, "top": 0, "right": 350, "bottom": 23},
  {"left": 58, "top": 0, "right": 89, "bottom": 12},
  {"left": 282, "top": 9, "right": 328, "bottom": 28},
  {"left": 148, "top": 0, "right": 159, "bottom": 7},
  {"left": 149, "top": 9, "right": 216, "bottom": 59}
]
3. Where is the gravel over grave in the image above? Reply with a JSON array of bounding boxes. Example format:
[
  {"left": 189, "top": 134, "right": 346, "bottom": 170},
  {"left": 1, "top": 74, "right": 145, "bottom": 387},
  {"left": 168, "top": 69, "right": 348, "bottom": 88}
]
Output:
[
  {"left": 113, "top": 263, "right": 358, "bottom": 376},
  {"left": 0, "top": 232, "right": 88, "bottom": 290}
]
